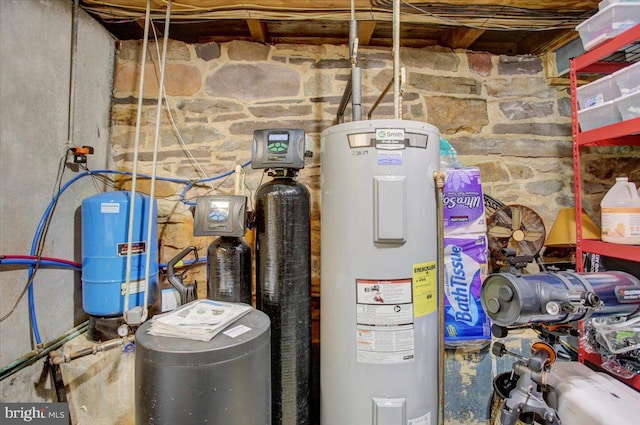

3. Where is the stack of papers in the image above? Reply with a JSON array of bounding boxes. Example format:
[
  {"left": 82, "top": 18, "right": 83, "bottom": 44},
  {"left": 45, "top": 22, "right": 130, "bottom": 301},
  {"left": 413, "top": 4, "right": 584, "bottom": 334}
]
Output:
[{"left": 147, "top": 299, "right": 252, "bottom": 341}]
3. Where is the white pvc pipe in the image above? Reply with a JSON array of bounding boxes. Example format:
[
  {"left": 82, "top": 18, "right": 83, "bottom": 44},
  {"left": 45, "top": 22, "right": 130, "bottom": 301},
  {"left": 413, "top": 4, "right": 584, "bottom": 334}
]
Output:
[
  {"left": 234, "top": 164, "right": 245, "bottom": 196},
  {"left": 123, "top": 0, "right": 151, "bottom": 322},
  {"left": 142, "top": 0, "right": 173, "bottom": 322}
]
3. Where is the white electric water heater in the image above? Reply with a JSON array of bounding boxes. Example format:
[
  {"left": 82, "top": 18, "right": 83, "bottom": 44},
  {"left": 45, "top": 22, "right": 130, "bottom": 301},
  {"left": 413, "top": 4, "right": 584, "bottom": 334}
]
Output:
[{"left": 320, "top": 119, "right": 440, "bottom": 425}]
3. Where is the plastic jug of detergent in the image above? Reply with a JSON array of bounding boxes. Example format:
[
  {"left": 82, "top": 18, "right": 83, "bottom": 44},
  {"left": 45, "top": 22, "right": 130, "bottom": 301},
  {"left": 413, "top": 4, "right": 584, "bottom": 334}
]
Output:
[{"left": 600, "top": 177, "right": 640, "bottom": 245}]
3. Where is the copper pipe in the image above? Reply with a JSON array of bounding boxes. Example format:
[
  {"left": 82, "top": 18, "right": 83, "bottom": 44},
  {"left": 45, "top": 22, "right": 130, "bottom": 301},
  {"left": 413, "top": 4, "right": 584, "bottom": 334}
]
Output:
[{"left": 434, "top": 170, "right": 447, "bottom": 425}]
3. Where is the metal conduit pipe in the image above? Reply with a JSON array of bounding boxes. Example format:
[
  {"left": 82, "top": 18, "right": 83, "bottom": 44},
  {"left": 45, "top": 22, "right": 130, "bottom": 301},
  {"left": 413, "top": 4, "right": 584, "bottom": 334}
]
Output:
[
  {"left": 336, "top": 0, "right": 362, "bottom": 123},
  {"left": 349, "top": 0, "right": 356, "bottom": 60},
  {"left": 392, "top": 0, "right": 401, "bottom": 119},
  {"left": 351, "top": 66, "right": 362, "bottom": 121},
  {"left": 349, "top": 0, "right": 362, "bottom": 121}
]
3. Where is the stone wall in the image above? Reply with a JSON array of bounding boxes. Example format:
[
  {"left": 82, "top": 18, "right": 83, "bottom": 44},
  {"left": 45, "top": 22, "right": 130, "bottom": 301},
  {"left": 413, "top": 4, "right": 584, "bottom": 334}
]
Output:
[
  {"left": 111, "top": 39, "right": 589, "bottom": 291},
  {"left": 111, "top": 37, "right": 638, "bottom": 332}
]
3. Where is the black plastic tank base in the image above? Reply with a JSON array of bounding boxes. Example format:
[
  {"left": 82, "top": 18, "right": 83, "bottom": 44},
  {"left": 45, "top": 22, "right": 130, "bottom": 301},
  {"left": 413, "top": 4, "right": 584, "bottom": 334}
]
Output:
[
  {"left": 135, "top": 307, "right": 271, "bottom": 425},
  {"left": 87, "top": 315, "right": 125, "bottom": 342}
]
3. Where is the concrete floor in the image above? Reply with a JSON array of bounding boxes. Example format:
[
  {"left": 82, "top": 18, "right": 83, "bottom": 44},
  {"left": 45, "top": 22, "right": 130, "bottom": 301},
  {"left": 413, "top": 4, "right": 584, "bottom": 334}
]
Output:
[{"left": 60, "top": 336, "right": 135, "bottom": 425}]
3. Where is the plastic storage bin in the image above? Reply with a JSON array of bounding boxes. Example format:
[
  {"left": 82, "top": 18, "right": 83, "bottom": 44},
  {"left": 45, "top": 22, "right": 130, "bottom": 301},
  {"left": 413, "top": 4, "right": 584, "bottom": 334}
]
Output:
[
  {"left": 613, "top": 60, "right": 640, "bottom": 95},
  {"left": 576, "top": 4, "right": 640, "bottom": 50},
  {"left": 616, "top": 90, "right": 640, "bottom": 120},
  {"left": 576, "top": 74, "right": 620, "bottom": 109},
  {"left": 577, "top": 99, "right": 622, "bottom": 130},
  {"left": 599, "top": 0, "right": 640, "bottom": 10}
]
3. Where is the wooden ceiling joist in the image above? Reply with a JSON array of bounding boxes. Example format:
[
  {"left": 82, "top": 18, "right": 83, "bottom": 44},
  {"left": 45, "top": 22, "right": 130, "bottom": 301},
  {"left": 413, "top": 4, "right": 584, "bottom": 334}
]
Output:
[
  {"left": 357, "top": 21, "right": 377, "bottom": 46},
  {"left": 247, "top": 19, "right": 268, "bottom": 43},
  {"left": 441, "top": 27, "right": 485, "bottom": 49},
  {"left": 82, "top": 0, "right": 601, "bottom": 55}
]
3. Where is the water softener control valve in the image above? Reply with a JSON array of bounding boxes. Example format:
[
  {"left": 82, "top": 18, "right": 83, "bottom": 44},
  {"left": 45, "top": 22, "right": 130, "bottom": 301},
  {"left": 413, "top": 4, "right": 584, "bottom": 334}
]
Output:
[
  {"left": 251, "top": 128, "right": 309, "bottom": 170},
  {"left": 194, "top": 195, "right": 247, "bottom": 237}
]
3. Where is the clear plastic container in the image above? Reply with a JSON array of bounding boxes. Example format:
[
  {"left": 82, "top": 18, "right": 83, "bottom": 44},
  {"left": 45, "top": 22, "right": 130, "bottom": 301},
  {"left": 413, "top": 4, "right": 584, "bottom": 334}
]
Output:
[
  {"left": 616, "top": 90, "right": 640, "bottom": 120},
  {"left": 577, "top": 74, "right": 621, "bottom": 109},
  {"left": 601, "top": 176, "right": 640, "bottom": 245},
  {"left": 576, "top": 3, "right": 640, "bottom": 50},
  {"left": 599, "top": 0, "right": 640, "bottom": 10},
  {"left": 577, "top": 99, "right": 622, "bottom": 131},
  {"left": 613, "top": 60, "right": 640, "bottom": 95}
]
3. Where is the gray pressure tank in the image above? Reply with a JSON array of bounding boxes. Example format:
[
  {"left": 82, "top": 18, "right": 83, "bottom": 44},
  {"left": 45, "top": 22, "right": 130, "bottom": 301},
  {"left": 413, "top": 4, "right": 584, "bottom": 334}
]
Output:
[{"left": 135, "top": 307, "right": 271, "bottom": 425}]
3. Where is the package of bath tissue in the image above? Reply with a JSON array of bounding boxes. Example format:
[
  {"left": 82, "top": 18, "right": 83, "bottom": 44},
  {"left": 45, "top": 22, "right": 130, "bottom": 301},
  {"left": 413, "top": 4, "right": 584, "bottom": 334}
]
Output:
[
  {"left": 443, "top": 167, "right": 487, "bottom": 235},
  {"left": 443, "top": 234, "right": 491, "bottom": 349}
]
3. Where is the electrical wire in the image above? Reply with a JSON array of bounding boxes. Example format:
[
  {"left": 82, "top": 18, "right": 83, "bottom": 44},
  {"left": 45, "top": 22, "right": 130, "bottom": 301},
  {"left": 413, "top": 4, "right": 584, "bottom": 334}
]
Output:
[{"left": 148, "top": 19, "right": 215, "bottom": 188}]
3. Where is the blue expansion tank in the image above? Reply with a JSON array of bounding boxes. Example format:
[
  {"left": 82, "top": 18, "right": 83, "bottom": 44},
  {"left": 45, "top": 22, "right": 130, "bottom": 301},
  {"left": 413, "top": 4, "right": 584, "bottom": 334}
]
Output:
[{"left": 81, "top": 191, "right": 159, "bottom": 317}]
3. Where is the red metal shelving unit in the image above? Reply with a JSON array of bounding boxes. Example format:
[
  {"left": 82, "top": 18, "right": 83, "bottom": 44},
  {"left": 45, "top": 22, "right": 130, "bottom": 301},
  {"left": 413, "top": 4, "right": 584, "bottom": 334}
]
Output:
[{"left": 570, "top": 24, "right": 640, "bottom": 391}]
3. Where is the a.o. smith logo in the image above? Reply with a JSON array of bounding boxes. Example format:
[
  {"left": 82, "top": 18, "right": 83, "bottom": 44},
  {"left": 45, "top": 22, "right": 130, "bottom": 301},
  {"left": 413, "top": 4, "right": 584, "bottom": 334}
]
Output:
[{"left": 375, "top": 128, "right": 405, "bottom": 141}]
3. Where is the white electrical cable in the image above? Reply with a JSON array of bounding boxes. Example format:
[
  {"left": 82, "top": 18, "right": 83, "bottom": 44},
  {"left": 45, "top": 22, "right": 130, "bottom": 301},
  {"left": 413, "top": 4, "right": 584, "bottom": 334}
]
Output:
[
  {"left": 147, "top": 20, "right": 214, "bottom": 188},
  {"left": 142, "top": 0, "right": 173, "bottom": 323},
  {"left": 234, "top": 164, "right": 245, "bottom": 196},
  {"left": 123, "top": 0, "right": 151, "bottom": 323}
]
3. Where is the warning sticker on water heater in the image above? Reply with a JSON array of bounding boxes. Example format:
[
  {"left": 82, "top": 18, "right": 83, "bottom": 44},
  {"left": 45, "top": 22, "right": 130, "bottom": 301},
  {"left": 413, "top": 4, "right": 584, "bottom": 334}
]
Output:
[{"left": 356, "top": 278, "right": 415, "bottom": 364}]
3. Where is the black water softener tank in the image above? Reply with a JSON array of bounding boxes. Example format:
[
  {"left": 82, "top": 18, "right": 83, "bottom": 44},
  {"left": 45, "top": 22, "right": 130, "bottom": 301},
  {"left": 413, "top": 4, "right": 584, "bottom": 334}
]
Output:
[
  {"left": 252, "top": 128, "right": 312, "bottom": 425},
  {"left": 207, "top": 235, "right": 252, "bottom": 304},
  {"left": 135, "top": 307, "right": 271, "bottom": 425}
]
